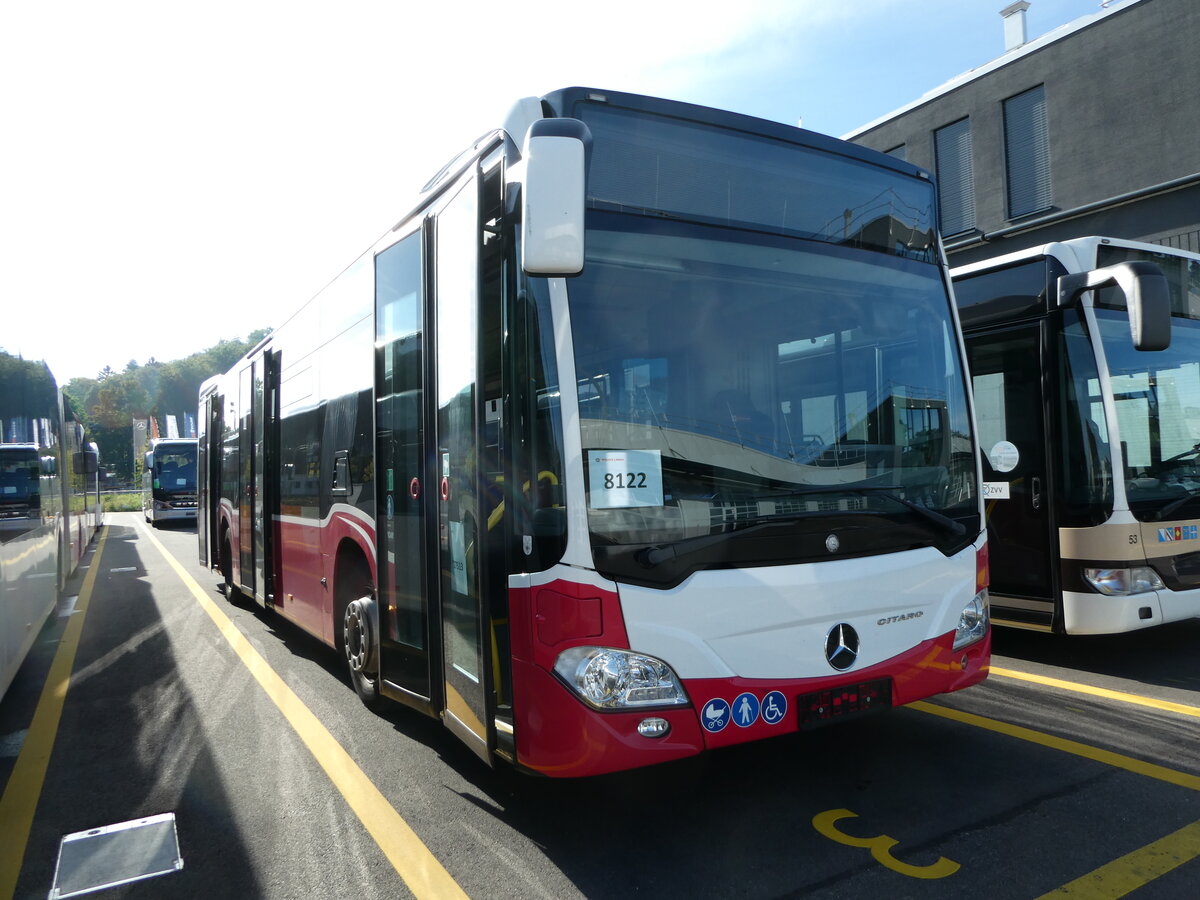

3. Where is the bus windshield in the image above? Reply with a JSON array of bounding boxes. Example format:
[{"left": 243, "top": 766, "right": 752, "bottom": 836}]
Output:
[
  {"left": 568, "top": 213, "right": 977, "bottom": 578},
  {"left": 153, "top": 445, "right": 197, "bottom": 494},
  {"left": 1093, "top": 246, "right": 1200, "bottom": 521},
  {"left": 0, "top": 447, "right": 40, "bottom": 504}
]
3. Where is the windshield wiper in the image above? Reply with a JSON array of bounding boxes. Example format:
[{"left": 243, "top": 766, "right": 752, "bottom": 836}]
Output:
[
  {"left": 636, "top": 516, "right": 802, "bottom": 567},
  {"left": 1159, "top": 442, "right": 1200, "bottom": 468},
  {"left": 636, "top": 486, "right": 967, "bottom": 568},
  {"left": 1148, "top": 490, "right": 1200, "bottom": 522},
  {"left": 759, "top": 484, "right": 966, "bottom": 537}
]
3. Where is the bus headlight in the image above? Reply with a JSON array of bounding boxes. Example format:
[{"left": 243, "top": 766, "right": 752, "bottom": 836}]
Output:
[
  {"left": 952, "top": 590, "right": 989, "bottom": 650},
  {"left": 553, "top": 647, "right": 689, "bottom": 710},
  {"left": 1083, "top": 566, "right": 1164, "bottom": 596}
]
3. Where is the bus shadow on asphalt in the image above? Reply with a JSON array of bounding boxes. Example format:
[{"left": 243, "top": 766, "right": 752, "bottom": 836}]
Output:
[{"left": 11, "top": 523, "right": 266, "bottom": 899}]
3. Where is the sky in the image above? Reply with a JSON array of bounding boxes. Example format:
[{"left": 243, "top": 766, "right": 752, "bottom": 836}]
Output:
[{"left": 2, "top": 0, "right": 1126, "bottom": 384}]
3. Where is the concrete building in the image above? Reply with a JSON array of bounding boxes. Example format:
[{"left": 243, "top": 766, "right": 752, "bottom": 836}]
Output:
[{"left": 845, "top": 0, "right": 1200, "bottom": 266}]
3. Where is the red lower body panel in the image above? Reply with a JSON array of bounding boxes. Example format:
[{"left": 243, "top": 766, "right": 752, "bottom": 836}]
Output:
[{"left": 511, "top": 627, "right": 990, "bottom": 778}]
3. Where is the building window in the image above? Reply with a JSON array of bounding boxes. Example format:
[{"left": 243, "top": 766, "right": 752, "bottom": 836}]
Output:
[
  {"left": 885, "top": 144, "right": 907, "bottom": 162},
  {"left": 1004, "top": 85, "right": 1052, "bottom": 218},
  {"left": 935, "top": 118, "right": 975, "bottom": 236}
]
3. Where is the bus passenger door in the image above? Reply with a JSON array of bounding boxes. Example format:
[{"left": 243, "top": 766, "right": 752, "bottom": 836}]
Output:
[
  {"left": 237, "top": 353, "right": 276, "bottom": 609},
  {"left": 433, "top": 167, "right": 495, "bottom": 764},
  {"left": 198, "top": 394, "right": 211, "bottom": 565},
  {"left": 375, "top": 229, "right": 433, "bottom": 705},
  {"left": 259, "top": 351, "right": 280, "bottom": 605},
  {"left": 238, "top": 364, "right": 256, "bottom": 598},
  {"left": 203, "top": 392, "right": 224, "bottom": 568},
  {"left": 967, "top": 323, "right": 1058, "bottom": 627}
]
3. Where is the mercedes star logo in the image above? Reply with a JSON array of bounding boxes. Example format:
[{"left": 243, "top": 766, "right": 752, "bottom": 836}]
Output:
[{"left": 825, "top": 623, "right": 860, "bottom": 671}]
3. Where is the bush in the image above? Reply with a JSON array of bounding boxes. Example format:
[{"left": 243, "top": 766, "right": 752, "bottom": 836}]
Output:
[{"left": 101, "top": 492, "right": 144, "bottom": 512}]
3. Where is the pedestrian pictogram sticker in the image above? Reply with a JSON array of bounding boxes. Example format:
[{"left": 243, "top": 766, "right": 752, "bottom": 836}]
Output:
[{"left": 733, "top": 692, "right": 760, "bottom": 727}]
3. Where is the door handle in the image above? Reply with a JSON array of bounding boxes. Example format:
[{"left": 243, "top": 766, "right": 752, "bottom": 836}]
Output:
[{"left": 1031, "top": 476, "right": 1042, "bottom": 510}]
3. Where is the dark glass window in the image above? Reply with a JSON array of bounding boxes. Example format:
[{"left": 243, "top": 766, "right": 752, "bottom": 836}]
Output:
[
  {"left": 952, "top": 259, "right": 1050, "bottom": 328},
  {"left": 935, "top": 118, "right": 975, "bottom": 236},
  {"left": 577, "top": 102, "right": 937, "bottom": 262},
  {"left": 1004, "top": 86, "right": 1052, "bottom": 219},
  {"left": 375, "top": 232, "right": 426, "bottom": 650},
  {"left": 1057, "top": 309, "right": 1113, "bottom": 526},
  {"left": 1096, "top": 245, "right": 1200, "bottom": 319}
]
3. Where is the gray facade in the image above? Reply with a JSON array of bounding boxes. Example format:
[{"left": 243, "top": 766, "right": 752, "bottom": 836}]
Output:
[{"left": 847, "top": 0, "right": 1200, "bottom": 266}]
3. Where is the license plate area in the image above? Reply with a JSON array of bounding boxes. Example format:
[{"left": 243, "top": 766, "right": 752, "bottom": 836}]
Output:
[{"left": 799, "top": 678, "right": 892, "bottom": 728}]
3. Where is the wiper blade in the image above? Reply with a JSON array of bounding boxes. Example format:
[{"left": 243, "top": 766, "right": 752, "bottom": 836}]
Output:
[
  {"left": 637, "top": 486, "right": 968, "bottom": 569},
  {"left": 864, "top": 487, "right": 967, "bottom": 537},
  {"left": 1160, "top": 442, "right": 1200, "bottom": 467},
  {"left": 1149, "top": 490, "right": 1200, "bottom": 522},
  {"left": 637, "top": 516, "right": 802, "bottom": 567},
  {"left": 760, "top": 484, "right": 967, "bottom": 537}
]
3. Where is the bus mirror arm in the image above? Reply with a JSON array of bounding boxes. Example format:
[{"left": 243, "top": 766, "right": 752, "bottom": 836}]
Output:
[{"left": 1057, "top": 261, "right": 1171, "bottom": 352}]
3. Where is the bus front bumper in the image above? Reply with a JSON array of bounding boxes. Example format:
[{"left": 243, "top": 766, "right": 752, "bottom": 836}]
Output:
[{"left": 510, "top": 627, "right": 990, "bottom": 778}]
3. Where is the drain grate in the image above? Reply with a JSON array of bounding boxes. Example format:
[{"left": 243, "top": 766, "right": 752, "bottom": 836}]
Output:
[{"left": 49, "top": 813, "right": 183, "bottom": 899}]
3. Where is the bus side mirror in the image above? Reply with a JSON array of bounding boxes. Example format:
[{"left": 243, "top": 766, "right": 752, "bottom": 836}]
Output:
[
  {"left": 1058, "top": 261, "right": 1171, "bottom": 351},
  {"left": 521, "top": 118, "right": 590, "bottom": 277},
  {"left": 73, "top": 451, "right": 98, "bottom": 475}
]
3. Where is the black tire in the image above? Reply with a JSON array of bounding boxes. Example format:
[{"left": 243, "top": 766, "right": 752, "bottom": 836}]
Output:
[
  {"left": 220, "top": 534, "right": 235, "bottom": 599},
  {"left": 344, "top": 595, "right": 386, "bottom": 711}
]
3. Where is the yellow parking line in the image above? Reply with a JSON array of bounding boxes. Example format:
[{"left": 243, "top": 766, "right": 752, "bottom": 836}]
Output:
[
  {"left": 912, "top": 700, "right": 1200, "bottom": 895},
  {"left": 991, "top": 666, "right": 1200, "bottom": 720},
  {"left": 0, "top": 527, "right": 109, "bottom": 900},
  {"left": 908, "top": 701, "right": 1200, "bottom": 791},
  {"left": 137, "top": 524, "right": 468, "bottom": 900},
  {"left": 1036, "top": 818, "right": 1200, "bottom": 898}
]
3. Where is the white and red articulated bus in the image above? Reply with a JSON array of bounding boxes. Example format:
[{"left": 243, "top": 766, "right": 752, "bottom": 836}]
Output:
[{"left": 199, "top": 87, "right": 991, "bottom": 777}]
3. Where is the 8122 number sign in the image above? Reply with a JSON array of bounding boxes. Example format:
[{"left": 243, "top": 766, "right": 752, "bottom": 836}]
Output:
[{"left": 588, "top": 450, "right": 664, "bottom": 509}]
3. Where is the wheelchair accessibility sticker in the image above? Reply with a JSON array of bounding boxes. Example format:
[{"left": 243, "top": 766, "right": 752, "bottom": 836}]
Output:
[{"left": 761, "top": 691, "right": 787, "bottom": 724}]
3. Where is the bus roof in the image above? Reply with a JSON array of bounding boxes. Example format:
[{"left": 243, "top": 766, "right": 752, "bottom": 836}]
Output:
[
  {"left": 543, "top": 87, "right": 931, "bottom": 182},
  {"left": 949, "top": 235, "right": 1200, "bottom": 279}
]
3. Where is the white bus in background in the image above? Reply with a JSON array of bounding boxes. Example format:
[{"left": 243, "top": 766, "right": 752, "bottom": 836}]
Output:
[
  {"left": 142, "top": 438, "right": 198, "bottom": 525},
  {"left": 1, "top": 356, "right": 102, "bottom": 701},
  {"left": 952, "top": 236, "right": 1200, "bottom": 634}
]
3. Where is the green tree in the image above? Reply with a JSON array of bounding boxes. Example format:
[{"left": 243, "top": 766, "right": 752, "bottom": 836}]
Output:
[{"left": 63, "top": 330, "right": 269, "bottom": 485}]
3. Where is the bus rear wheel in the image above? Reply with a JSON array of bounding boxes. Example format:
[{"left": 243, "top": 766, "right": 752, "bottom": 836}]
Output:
[
  {"left": 220, "top": 533, "right": 235, "bottom": 599},
  {"left": 344, "top": 595, "right": 385, "bottom": 711}
]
